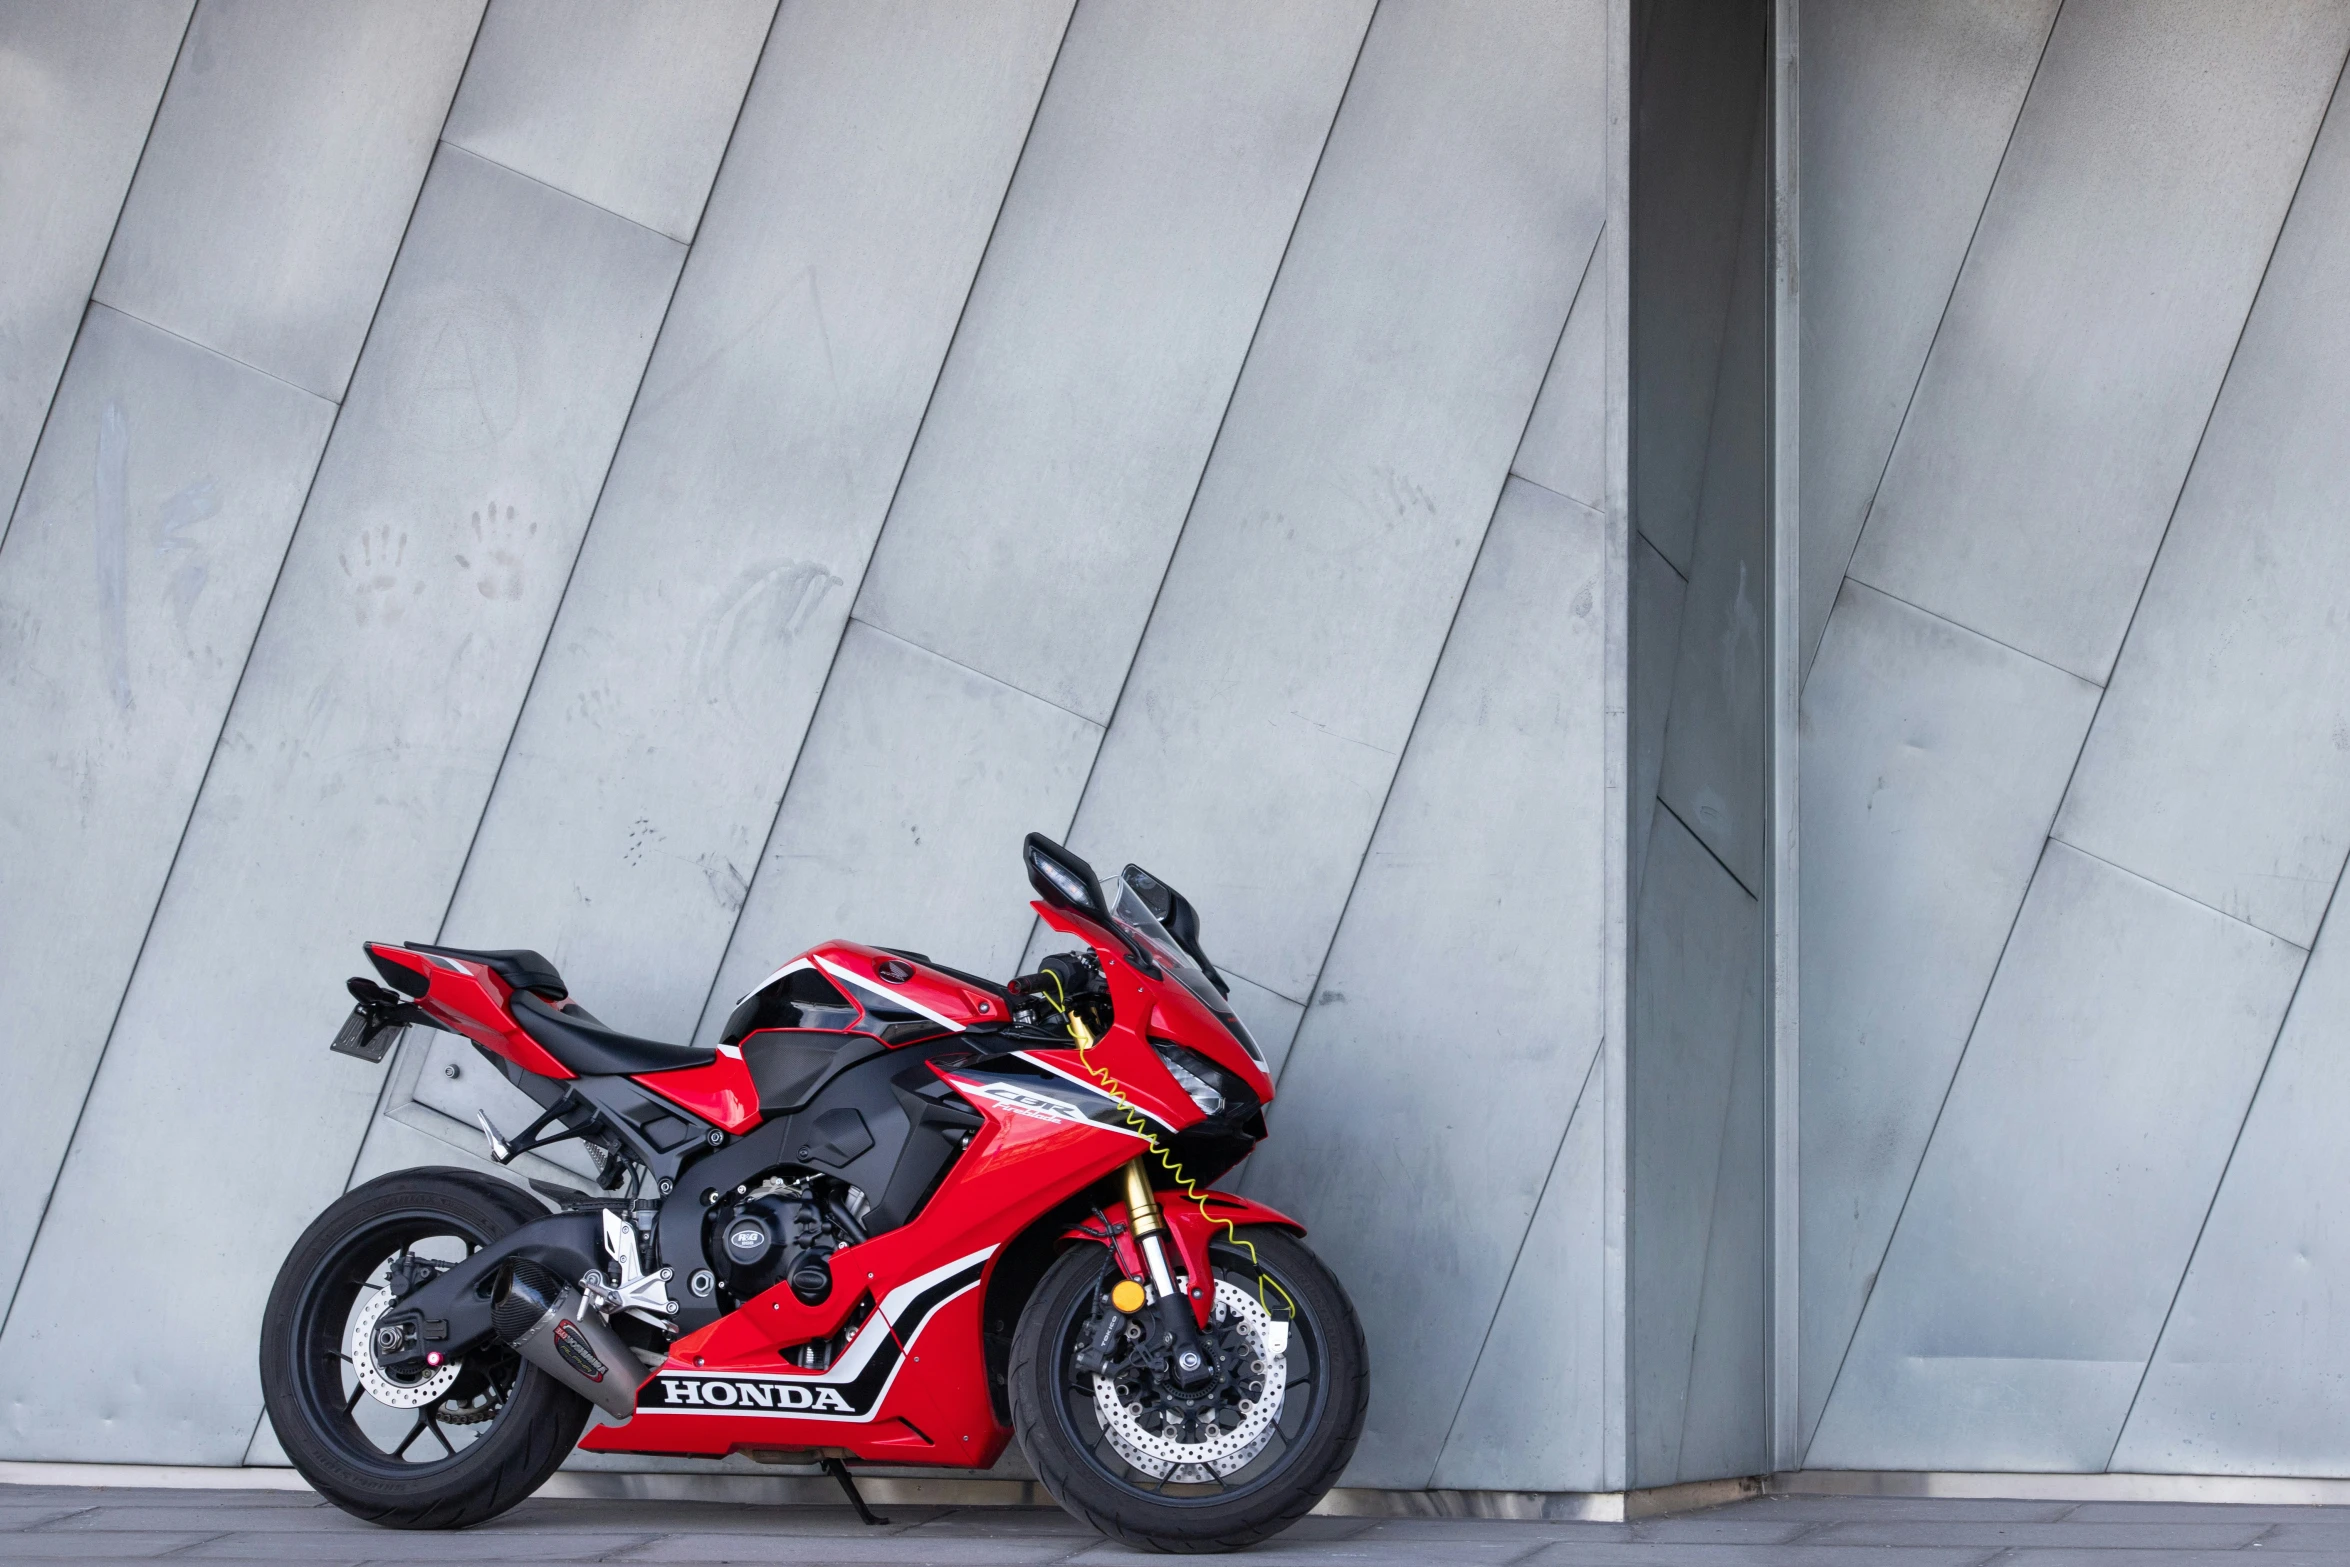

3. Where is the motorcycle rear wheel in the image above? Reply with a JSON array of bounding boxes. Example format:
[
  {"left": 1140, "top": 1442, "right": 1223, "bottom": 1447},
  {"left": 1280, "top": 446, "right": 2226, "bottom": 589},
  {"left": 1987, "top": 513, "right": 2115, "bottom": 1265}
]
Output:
[
  {"left": 1009, "top": 1225, "right": 1367, "bottom": 1553},
  {"left": 259, "top": 1168, "right": 590, "bottom": 1528}
]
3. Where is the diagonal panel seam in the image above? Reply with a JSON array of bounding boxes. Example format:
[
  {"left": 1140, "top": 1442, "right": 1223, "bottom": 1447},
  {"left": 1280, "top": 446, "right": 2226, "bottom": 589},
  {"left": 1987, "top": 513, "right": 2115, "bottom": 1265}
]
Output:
[
  {"left": 2105, "top": 855, "right": 2347, "bottom": 1472},
  {"left": 1798, "top": 0, "right": 2065, "bottom": 693},
  {"left": 1839, "top": 573, "right": 2095, "bottom": 691},
  {"left": 356, "top": 18, "right": 773, "bottom": 1182},
  {"left": 1019, "top": 2, "right": 1380, "bottom": 969},
  {"left": 2098, "top": 40, "right": 2350, "bottom": 1473},
  {"left": 1267, "top": 217, "right": 1596, "bottom": 1098},
  {"left": 848, "top": 615, "right": 1101, "bottom": 728},
  {"left": 1426, "top": 1042, "right": 1604, "bottom": 1487},
  {"left": 1798, "top": 827, "right": 2044, "bottom": 1466},
  {"left": 0, "top": 0, "right": 200, "bottom": 561},
  {"left": 687, "top": 1, "right": 1083, "bottom": 1046},
  {"left": 1802, "top": 21, "right": 2345, "bottom": 1447},
  {"left": 1504, "top": 221, "right": 1607, "bottom": 508},
  {"left": 0, "top": 0, "right": 496, "bottom": 1349}
]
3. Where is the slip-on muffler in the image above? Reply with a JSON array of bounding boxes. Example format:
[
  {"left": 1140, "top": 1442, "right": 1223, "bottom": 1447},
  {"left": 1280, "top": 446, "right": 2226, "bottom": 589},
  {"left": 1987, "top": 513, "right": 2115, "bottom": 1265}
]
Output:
[{"left": 492, "top": 1259, "right": 639, "bottom": 1420}]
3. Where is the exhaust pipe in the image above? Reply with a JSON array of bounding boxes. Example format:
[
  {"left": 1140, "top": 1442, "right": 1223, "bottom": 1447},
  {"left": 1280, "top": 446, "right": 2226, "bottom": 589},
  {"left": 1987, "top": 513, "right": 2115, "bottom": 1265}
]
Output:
[{"left": 493, "top": 1260, "right": 639, "bottom": 1420}]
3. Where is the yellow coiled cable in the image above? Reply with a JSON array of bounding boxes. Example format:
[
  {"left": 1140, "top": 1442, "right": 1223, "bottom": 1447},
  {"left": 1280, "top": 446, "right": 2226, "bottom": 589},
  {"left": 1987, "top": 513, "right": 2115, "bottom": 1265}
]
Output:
[{"left": 1040, "top": 970, "right": 1295, "bottom": 1316}]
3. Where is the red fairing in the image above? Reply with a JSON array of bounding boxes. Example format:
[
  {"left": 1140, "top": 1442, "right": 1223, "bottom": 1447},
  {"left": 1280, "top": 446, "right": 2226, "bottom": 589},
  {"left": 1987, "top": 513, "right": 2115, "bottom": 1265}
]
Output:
[
  {"left": 1033, "top": 903, "right": 1275, "bottom": 1110},
  {"left": 580, "top": 1063, "right": 1148, "bottom": 1461},
  {"left": 1063, "top": 1193, "right": 1305, "bottom": 1327},
  {"left": 804, "top": 942, "right": 1009, "bottom": 1033},
  {"left": 633, "top": 1053, "right": 761, "bottom": 1136},
  {"left": 368, "top": 944, "right": 574, "bottom": 1081},
  {"left": 732, "top": 941, "right": 1009, "bottom": 1043}
]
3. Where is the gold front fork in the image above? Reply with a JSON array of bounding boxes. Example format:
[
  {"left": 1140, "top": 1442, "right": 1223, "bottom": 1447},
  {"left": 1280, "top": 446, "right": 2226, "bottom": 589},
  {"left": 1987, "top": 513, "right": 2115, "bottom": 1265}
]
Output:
[
  {"left": 1066, "top": 1014, "right": 1176, "bottom": 1293},
  {"left": 1122, "top": 1157, "right": 1167, "bottom": 1242}
]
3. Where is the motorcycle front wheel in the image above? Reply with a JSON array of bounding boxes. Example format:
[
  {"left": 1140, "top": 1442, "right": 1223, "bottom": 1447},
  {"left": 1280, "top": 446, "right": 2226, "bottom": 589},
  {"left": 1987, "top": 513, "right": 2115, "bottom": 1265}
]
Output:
[
  {"left": 1009, "top": 1225, "right": 1367, "bottom": 1553},
  {"left": 258, "top": 1168, "right": 590, "bottom": 1528}
]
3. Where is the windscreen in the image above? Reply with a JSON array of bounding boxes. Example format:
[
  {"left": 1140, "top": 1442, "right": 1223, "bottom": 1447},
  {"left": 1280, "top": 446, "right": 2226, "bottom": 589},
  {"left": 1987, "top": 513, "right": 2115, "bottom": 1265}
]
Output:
[{"left": 1107, "top": 871, "right": 1264, "bottom": 1066}]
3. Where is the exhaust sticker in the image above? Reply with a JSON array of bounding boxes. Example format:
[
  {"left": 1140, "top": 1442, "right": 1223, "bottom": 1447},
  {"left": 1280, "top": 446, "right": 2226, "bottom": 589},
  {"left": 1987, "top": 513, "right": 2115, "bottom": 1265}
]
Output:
[
  {"left": 551, "top": 1319, "right": 608, "bottom": 1383},
  {"left": 638, "top": 1248, "right": 992, "bottom": 1423}
]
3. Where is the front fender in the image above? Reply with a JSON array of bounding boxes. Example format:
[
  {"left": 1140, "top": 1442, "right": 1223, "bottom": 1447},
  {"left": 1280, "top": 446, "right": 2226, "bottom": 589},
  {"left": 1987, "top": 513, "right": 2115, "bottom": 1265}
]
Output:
[{"left": 1063, "top": 1189, "right": 1304, "bottom": 1327}]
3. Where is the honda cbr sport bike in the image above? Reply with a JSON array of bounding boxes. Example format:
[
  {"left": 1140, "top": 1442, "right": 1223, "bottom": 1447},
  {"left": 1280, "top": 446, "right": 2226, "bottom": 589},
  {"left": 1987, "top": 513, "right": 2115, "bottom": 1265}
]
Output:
[{"left": 261, "top": 834, "right": 1366, "bottom": 1553}]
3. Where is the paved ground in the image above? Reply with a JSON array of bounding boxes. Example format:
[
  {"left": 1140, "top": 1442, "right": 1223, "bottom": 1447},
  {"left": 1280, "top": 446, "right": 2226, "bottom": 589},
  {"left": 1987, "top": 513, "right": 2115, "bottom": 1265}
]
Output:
[{"left": 10, "top": 1485, "right": 2350, "bottom": 1564}]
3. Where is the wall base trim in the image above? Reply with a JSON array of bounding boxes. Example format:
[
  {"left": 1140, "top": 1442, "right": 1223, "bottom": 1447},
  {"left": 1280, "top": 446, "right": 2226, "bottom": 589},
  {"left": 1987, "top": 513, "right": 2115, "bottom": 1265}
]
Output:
[
  {"left": 0, "top": 1461, "right": 315, "bottom": 1492},
  {"left": 1316, "top": 1475, "right": 1762, "bottom": 1522},
  {"left": 1775, "top": 1470, "right": 2350, "bottom": 1508}
]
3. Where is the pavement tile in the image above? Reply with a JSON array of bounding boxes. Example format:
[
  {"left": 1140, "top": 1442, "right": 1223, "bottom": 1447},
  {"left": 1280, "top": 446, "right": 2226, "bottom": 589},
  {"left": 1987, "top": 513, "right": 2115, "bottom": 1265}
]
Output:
[
  {"left": 1997, "top": 1553, "right": 2350, "bottom": 1567},
  {"left": 1, "top": 1486, "right": 320, "bottom": 1507},
  {"left": 2246, "top": 1520, "right": 2350, "bottom": 1547},
  {"left": 506, "top": 1500, "right": 971, "bottom": 1536},
  {"left": 897, "top": 1507, "right": 1107, "bottom": 1538},
  {"left": 0, "top": 1506, "right": 92, "bottom": 1529},
  {"left": 1627, "top": 1517, "right": 1822, "bottom": 1544},
  {"left": 1803, "top": 1520, "right": 2271, "bottom": 1549},
  {"left": 612, "top": 1535, "right": 1093, "bottom": 1564},
  {"left": 2066, "top": 1503, "right": 2349, "bottom": 1523},
  {"left": 1069, "top": 1540, "right": 1557, "bottom": 1564},
  {"left": 1274, "top": 1516, "right": 1383, "bottom": 1539},
  {"left": 1716, "top": 1495, "right": 2076, "bottom": 1521},
  {"left": 1352, "top": 1518, "right": 1627, "bottom": 1543},
  {"left": 18, "top": 1483, "right": 2350, "bottom": 1562},
  {"left": 40, "top": 1504, "right": 370, "bottom": 1533},
  {"left": 177, "top": 1529, "right": 663, "bottom": 1560},
  {"left": 0, "top": 1532, "right": 230, "bottom": 1558},
  {"left": 1518, "top": 1547, "right": 1999, "bottom": 1566}
]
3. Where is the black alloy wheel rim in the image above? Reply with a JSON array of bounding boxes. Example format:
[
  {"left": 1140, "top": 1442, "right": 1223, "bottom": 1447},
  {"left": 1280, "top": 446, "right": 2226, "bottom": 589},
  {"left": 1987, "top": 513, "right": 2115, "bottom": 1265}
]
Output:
[
  {"left": 286, "top": 1207, "right": 522, "bottom": 1473},
  {"left": 1050, "top": 1245, "right": 1328, "bottom": 1504}
]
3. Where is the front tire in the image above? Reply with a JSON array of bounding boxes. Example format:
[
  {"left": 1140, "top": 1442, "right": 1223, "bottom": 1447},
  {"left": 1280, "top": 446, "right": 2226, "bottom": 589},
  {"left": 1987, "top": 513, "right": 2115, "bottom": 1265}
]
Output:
[
  {"left": 1009, "top": 1226, "right": 1367, "bottom": 1552},
  {"left": 259, "top": 1168, "right": 590, "bottom": 1528}
]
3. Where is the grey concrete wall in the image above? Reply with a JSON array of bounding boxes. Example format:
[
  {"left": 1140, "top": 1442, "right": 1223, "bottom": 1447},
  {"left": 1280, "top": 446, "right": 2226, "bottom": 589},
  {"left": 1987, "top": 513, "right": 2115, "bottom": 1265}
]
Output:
[
  {"left": 0, "top": 0, "right": 1623, "bottom": 1490},
  {"left": 1798, "top": 0, "right": 2350, "bottom": 1475}
]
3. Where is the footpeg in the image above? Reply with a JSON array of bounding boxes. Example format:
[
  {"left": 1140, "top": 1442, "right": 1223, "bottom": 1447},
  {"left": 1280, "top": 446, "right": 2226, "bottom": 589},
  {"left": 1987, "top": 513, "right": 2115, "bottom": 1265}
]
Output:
[{"left": 476, "top": 1110, "right": 513, "bottom": 1164}]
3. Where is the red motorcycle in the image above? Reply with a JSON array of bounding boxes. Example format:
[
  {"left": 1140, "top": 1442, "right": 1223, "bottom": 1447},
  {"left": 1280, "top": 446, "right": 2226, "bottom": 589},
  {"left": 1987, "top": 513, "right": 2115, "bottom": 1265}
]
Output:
[{"left": 260, "top": 834, "right": 1366, "bottom": 1552}]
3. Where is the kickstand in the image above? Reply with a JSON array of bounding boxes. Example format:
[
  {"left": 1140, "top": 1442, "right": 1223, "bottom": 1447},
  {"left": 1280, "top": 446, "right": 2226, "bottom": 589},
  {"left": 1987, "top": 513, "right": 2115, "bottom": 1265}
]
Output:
[{"left": 822, "top": 1458, "right": 889, "bottom": 1526}]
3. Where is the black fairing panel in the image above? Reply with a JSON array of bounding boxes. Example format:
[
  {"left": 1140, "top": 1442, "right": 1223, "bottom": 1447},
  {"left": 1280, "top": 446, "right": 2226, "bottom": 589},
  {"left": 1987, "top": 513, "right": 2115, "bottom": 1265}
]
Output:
[
  {"left": 721, "top": 967, "right": 860, "bottom": 1044},
  {"left": 739, "top": 1029, "right": 886, "bottom": 1113},
  {"left": 653, "top": 1038, "right": 985, "bottom": 1332}
]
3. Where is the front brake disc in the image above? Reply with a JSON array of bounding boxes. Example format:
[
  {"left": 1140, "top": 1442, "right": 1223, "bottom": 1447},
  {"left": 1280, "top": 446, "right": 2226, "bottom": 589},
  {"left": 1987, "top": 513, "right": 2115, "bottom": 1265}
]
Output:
[{"left": 1092, "top": 1278, "right": 1287, "bottom": 1482}]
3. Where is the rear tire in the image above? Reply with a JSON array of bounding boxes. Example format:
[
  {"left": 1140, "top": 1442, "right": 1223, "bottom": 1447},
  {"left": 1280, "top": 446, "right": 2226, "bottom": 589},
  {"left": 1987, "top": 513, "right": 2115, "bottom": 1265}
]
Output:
[
  {"left": 259, "top": 1168, "right": 591, "bottom": 1529},
  {"left": 1009, "top": 1226, "right": 1367, "bottom": 1552}
]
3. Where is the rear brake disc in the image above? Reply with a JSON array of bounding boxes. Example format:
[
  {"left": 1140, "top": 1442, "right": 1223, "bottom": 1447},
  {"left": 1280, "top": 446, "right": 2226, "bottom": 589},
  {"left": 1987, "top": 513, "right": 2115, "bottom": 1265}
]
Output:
[{"left": 349, "top": 1289, "right": 460, "bottom": 1411}]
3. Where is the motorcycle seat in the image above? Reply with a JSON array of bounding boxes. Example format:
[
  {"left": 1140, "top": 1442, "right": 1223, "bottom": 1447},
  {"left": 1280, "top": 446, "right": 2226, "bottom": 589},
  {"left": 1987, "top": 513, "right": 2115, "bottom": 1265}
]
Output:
[
  {"left": 409, "top": 943, "right": 567, "bottom": 1000},
  {"left": 509, "top": 991, "right": 716, "bottom": 1077}
]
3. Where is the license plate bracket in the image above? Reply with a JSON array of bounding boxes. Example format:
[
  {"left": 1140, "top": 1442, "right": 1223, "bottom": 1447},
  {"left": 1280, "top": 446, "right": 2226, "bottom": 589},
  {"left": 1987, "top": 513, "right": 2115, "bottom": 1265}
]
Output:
[{"left": 330, "top": 1004, "right": 404, "bottom": 1063}]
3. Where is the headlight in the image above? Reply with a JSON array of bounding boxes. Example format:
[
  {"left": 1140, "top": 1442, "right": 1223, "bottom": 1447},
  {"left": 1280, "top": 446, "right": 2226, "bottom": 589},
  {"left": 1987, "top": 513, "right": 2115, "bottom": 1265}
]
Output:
[{"left": 1152, "top": 1041, "right": 1245, "bottom": 1118}]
